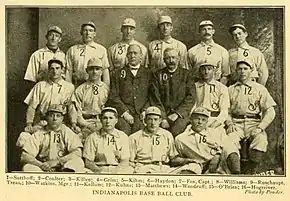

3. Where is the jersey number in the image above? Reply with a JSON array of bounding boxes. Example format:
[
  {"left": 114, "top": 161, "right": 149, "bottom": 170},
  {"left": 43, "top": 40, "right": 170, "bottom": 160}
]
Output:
[
  {"left": 80, "top": 48, "right": 85, "bottom": 56},
  {"left": 53, "top": 133, "right": 61, "bottom": 143},
  {"left": 154, "top": 43, "right": 161, "bottom": 52},
  {"left": 117, "top": 46, "right": 125, "bottom": 55},
  {"left": 206, "top": 47, "right": 212, "bottom": 55},
  {"left": 199, "top": 135, "right": 207, "bottom": 143},
  {"left": 58, "top": 85, "right": 62, "bottom": 93},
  {"left": 92, "top": 85, "right": 99, "bottom": 95},
  {"left": 244, "top": 86, "right": 252, "bottom": 95},
  {"left": 243, "top": 50, "right": 248, "bottom": 57},
  {"left": 209, "top": 84, "right": 215, "bottom": 93},
  {"left": 152, "top": 136, "right": 160, "bottom": 145},
  {"left": 107, "top": 136, "right": 116, "bottom": 145}
]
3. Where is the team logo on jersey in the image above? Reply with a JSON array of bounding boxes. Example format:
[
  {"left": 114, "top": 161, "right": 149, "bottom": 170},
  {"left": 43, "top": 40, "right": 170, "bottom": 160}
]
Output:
[
  {"left": 120, "top": 70, "right": 126, "bottom": 78},
  {"left": 211, "top": 103, "right": 219, "bottom": 110},
  {"left": 58, "top": 150, "right": 65, "bottom": 157}
]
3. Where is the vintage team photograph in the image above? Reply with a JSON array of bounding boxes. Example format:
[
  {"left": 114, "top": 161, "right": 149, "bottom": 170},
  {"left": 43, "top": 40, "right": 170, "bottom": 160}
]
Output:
[{"left": 6, "top": 6, "right": 285, "bottom": 176}]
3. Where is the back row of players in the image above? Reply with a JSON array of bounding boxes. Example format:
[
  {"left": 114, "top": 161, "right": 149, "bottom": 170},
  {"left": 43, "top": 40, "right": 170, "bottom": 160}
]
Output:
[{"left": 18, "top": 16, "right": 276, "bottom": 175}]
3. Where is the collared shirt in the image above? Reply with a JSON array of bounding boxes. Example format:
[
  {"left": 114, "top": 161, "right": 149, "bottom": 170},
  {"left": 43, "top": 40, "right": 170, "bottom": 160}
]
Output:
[
  {"left": 228, "top": 42, "right": 268, "bottom": 84},
  {"left": 72, "top": 81, "right": 109, "bottom": 116},
  {"left": 193, "top": 79, "right": 229, "bottom": 123},
  {"left": 24, "top": 47, "right": 66, "bottom": 82},
  {"left": 188, "top": 41, "right": 229, "bottom": 80},
  {"left": 148, "top": 38, "right": 188, "bottom": 71},
  {"left": 228, "top": 81, "right": 276, "bottom": 115},
  {"left": 24, "top": 79, "right": 75, "bottom": 116},
  {"left": 65, "top": 42, "right": 109, "bottom": 83},
  {"left": 22, "top": 124, "right": 83, "bottom": 162},
  {"left": 175, "top": 127, "right": 223, "bottom": 164},
  {"left": 129, "top": 63, "right": 141, "bottom": 76},
  {"left": 129, "top": 128, "right": 178, "bottom": 164},
  {"left": 83, "top": 129, "right": 129, "bottom": 165},
  {"left": 108, "top": 40, "right": 148, "bottom": 70}
]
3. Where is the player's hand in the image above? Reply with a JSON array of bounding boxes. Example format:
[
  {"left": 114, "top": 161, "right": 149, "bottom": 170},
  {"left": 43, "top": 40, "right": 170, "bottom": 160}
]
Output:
[
  {"left": 208, "top": 120, "right": 222, "bottom": 129},
  {"left": 161, "top": 119, "right": 170, "bottom": 129},
  {"left": 123, "top": 112, "right": 134, "bottom": 124},
  {"left": 168, "top": 113, "right": 179, "bottom": 122},
  {"left": 40, "top": 162, "right": 53, "bottom": 172},
  {"left": 185, "top": 158, "right": 196, "bottom": 165},
  {"left": 46, "top": 160, "right": 60, "bottom": 168},
  {"left": 226, "top": 124, "right": 237, "bottom": 134},
  {"left": 24, "top": 123, "right": 34, "bottom": 133},
  {"left": 71, "top": 123, "right": 81, "bottom": 134},
  {"left": 208, "top": 154, "right": 220, "bottom": 173},
  {"left": 251, "top": 127, "right": 263, "bottom": 136}
]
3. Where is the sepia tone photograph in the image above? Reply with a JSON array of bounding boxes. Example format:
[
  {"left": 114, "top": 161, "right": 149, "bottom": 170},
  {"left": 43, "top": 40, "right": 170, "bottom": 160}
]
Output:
[{"left": 6, "top": 6, "right": 285, "bottom": 176}]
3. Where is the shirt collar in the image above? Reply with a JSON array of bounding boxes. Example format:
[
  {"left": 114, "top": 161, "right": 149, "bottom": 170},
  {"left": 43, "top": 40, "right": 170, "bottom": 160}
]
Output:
[
  {"left": 187, "top": 127, "right": 208, "bottom": 136},
  {"left": 78, "top": 41, "right": 98, "bottom": 49},
  {"left": 100, "top": 128, "right": 120, "bottom": 138},
  {"left": 162, "top": 37, "right": 174, "bottom": 44},
  {"left": 196, "top": 79, "right": 216, "bottom": 87},
  {"left": 84, "top": 81, "right": 104, "bottom": 89},
  {"left": 235, "top": 80, "right": 255, "bottom": 87},
  {"left": 142, "top": 128, "right": 161, "bottom": 137},
  {"left": 237, "top": 41, "right": 250, "bottom": 50},
  {"left": 44, "top": 46, "right": 61, "bottom": 53},
  {"left": 47, "top": 78, "right": 65, "bottom": 85},
  {"left": 129, "top": 63, "right": 141, "bottom": 70},
  {"left": 44, "top": 124, "right": 64, "bottom": 135},
  {"left": 200, "top": 40, "right": 216, "bottom": 47}
]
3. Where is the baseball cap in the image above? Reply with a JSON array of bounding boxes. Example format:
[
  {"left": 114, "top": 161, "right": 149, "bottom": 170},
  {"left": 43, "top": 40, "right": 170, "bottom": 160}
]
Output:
[
  {"left": 199, "top": 59, "right": 217, "bottom": 68},
  {"left": 122, "top": 18, "right": 136, "bottom": 28},
  {"left": 236, "top": 58, "right": 253, "bottom": 69},
  {"left": 145, "top": 106, "right": 162, "bottom": 116},
  {"left": 199, "top": 20, "right": 214, "bottom": 27},
  {"left": 47, "top": 104, "right": 66, "bottom": 115},
  {"left": 229, "top": 24, "right": 247, "bottom": 33},
  {"left": 158, "top": 16, "right": 172, "bottom": 25},
  {"left": 47, "top": 25, "right": 62, "bottom": 35},
  {"left": 81, "top": 21, "right": 96, "bottom": 30},
  {"left": 191, "top": 107, "right": 210, "bottom": 117},
  {"left": 101, "top": 107, "right": 118, "bottom": 116},
  {"left": 86, "top": 57, "right": 102, "bottom": 68}
]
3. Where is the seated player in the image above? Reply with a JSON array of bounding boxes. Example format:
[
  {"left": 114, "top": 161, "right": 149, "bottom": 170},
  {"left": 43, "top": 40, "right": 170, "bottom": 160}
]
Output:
[
  {"left": 226, "top": 59, "right": 276, "bottom": 174},
  {"left": 20, "top": 104, "right": 84, "bottom": 172},
  {"left": 70, "top": 57, "right": 109, "bottom": 142},
  {"left": 174, "top": 107, "right": 240, "bottom": 174},
  {"left": 83, "top": 107, "right": 132, "bottom": 174}
]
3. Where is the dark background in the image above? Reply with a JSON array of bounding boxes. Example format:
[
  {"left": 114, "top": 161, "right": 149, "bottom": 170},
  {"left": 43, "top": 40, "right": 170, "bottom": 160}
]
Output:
[{"left": 6, "top": 7, "right": 284, "bottom": 173}]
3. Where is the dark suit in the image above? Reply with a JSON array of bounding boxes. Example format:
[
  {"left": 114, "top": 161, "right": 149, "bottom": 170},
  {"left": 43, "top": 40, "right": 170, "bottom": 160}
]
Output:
[
  {"left": 150, "top": 67, "right": 196, "bottom": 136},
  {"left": 107, "top": 65, "right": 153, "bottom": 135}
]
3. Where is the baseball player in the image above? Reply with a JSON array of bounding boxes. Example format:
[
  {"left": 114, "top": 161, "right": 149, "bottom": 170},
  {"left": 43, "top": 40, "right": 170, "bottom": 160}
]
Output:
[
  {"left": 150, "top": 47, "right": 196, "bottom": 137},
  {"left": 83, "top": 107, "right": 133, "bottom": 174},
  {"left": 108, "top": 18, "right": 148, "bottom": 71},
  {"left": 24, "top": 26, "right": 65, "bottom": 83},
  {"left": 107, "top": 44, "right": 153, "bottom": 135},
  {"left": 129, "top": 106, "right": 180, "bottom": 173},
  {"left": 20, "top": 104, "right": 84, "bottom": 172},
  {"left": 65, "top": 22, "right": 110, "bottom": 87},
  {"left": 148, "top": 15, "right": 188, "bottom": 72},
  {"left": 70, "top": 57, "right": 109, "bottom": 142},
  {"left": 188, "top": 20, "right": 229, "bottom": 85},
  {"left": 226, "top": 59, "right": 276, "bottom": 174},
  {"left": 174, "top": 107, "right": 241, "bottom": 174},
  {"left": 190, "top": 59, "right": 230, "bottom": 135},
  {"left": 228, "top": 24, "right": 269, "bottom": 86}
]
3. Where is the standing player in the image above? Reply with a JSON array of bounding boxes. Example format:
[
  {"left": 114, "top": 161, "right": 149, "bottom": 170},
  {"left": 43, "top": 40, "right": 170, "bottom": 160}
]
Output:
[
  {"left": 226, "top": 59, "right": 276, "bottom": 174},
  {"left": 21, "top": 104, "right": 84, "bottom": 172},
  {"left": 24, "top": 26, "right": 65, "bottom": 83},
  {"left": 70, "top": 57, "right": 109, "bottom": 142},
  {"left": 83, "top": 107, "right": 132, "bottom": 173},
  {"left": 188, "top": 20, "right": 229, "bottom": 85},
  {"left": 148, "top": 15, "right": 188, "bottom": 72},
  {"left": 107, "top": 44, "right": 153, "bottom": 135},
  {"left": 66, "top": 22, "right": 110, "bottom": 86},
  {"left": 150, "top": 47, "right": 196, "bottom": 137},
  {"left": 228, "top": 24, "right": 268, "bottom": 86},
  {"left": 108, "top": 18, "right": 148, "bottom": 71},
  {"left": 174, "top": 107, "right": 240, "bottom": 174}
]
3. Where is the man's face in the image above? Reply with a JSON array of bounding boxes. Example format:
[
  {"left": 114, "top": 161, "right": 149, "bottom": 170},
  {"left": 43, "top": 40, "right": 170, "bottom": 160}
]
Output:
[
  {"left": 236, "top": 63, "right": 252, "bottom": 82},
  {"left": 199, "top": 65, "right": 215, "bottom": 81},
  {"left": 159, "top": 22, "right": 173, "bottom": 37},
  {"left": 231, "top": 28, "right": 248, "bottom": 46},
  {"left": 46, "top": 31, "right": 62, "bottom": 47},
  {"left": 127, "top": 45, "right": 142, "bottom": 66},
  {"left": 81, "top": 25, "right": 96, "bottom": 43},
  {"left": 86, "top": 66, "right": 102, "bottom": 81},
  {"left": 164, "top": 50, "right": 179, "bottom": 70},
  {"left": 48, "top": 62, "right": 63, "bottom": 80},
  {"left": 191, "top": 114, "right": 208, "bottom": 133},
  {"left": 145, "top": 114, "right": 162, "bottom": 133},
  {"left": 199, "top": 25, "right": 215, "bottom": 41},
  {"left": 121, "top": 26, "right": 136, "bottom": 41},
  {"left": 101, "top": 111, "right": 118, "bottom": 131},
  {"left": 46, "top": 111, "right": 64, "bottom": 130}
]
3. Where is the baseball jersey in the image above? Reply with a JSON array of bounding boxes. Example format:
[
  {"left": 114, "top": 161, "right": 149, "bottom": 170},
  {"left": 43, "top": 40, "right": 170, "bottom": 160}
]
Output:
[
  {"left": 148, "top": 38, "right": 188, "bottom": 71},
  {"left": 188, "top": 41, "right": 229, "bottom": 80},
  {"left": 65, "top": 42, "right": 109, "bottom": 83},
  {"left": 228, "top": 81, "right": 276, "bottom": 116},
  {"left": 194, "top": 80, "right": 229, "bottom": 123},
  {"left": 72, "top": 81, "right": 109, "bottom": 116},
  {"left": 24, "top": 47, "right": 66, "bottom": 82},
  {"left": 129, "top": 128, "right": 178, "bottom": 164},
  {"left": 108, "top": 40, "right": 148, "bottom": 70},
  {"left": 175, "top": 127, "right": 223, "bottom": 164},
  {"left": 228, "top": 42, "right": 268, "bottom": 84},
  {"left": 83, "top": 129, "right": 129, "bottom": 165},
  {"left": 150, "top": 67, "right": 196, "bottom": 118},
  {"left": 24, "top": 79, "right": 75, "bottom": 117},
  {"left": 22, "top": 124, "right": 83, "bottom": 161}
]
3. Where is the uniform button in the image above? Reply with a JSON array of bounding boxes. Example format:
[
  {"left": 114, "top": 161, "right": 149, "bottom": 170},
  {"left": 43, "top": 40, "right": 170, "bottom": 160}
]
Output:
[{"left": 134, "top": 97, "right": 136, "bottom": 99}]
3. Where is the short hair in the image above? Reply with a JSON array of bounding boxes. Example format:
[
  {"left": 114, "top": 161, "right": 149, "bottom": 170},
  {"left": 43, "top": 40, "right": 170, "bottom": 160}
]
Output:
[
  {"left": 127, "top": 44, "right": 143, "bottom": 55},
  {"left": 163, "top": 47, "right": 178, "bottom": 55},
  {"left": 48, "top": 59, "right": 64, "bottom": 69}
]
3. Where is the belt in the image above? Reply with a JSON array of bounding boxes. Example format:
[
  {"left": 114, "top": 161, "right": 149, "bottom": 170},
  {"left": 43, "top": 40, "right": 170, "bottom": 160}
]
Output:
[
  {"left": 232, "top": 114, "right": 261, "bottom": 119},
  {"left": 138, "top": 161, "right": 168, "bottom": 165},
  {"left": 83, "top": 114, "right": 99, "bottom": 120},
  {"left": 210, "top": 111, "right": 220, "bottom": 117},
  {"left": 96, "top": 164, "right": 118, "bottom": 167}
]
